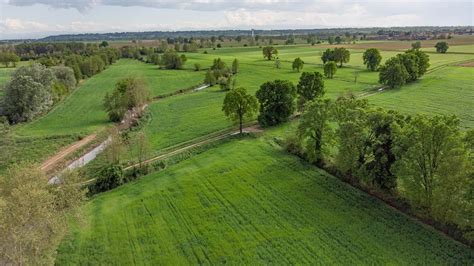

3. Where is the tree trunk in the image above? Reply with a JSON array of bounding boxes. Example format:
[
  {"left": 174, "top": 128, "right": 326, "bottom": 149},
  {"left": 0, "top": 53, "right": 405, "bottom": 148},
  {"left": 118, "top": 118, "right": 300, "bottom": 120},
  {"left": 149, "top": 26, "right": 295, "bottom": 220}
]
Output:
[{"left": 239, "top": 115, "right": 243, "bottom": 134}]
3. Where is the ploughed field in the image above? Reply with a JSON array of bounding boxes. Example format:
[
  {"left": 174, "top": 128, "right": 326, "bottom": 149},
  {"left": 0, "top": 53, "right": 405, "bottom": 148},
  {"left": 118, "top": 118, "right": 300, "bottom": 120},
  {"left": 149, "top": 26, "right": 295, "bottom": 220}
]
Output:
[{"left": 56, "top": 133, "right": 474, "bottom": 264}]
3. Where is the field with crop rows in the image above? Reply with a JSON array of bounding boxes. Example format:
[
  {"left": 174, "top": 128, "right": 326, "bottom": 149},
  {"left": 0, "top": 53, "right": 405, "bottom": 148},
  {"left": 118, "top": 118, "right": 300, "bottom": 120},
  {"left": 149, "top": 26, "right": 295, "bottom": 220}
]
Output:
[{"left": 56, "top": 132, "right": 474, "bottom": 264}]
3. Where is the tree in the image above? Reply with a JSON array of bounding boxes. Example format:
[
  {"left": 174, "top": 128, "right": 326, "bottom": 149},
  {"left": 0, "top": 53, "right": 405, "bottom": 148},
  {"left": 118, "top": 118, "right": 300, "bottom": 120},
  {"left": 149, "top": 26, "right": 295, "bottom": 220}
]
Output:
[
  {"left": 379, "top": 57, "right": 409, "bottom": 88},
  {"left": 103, "top": 77, "right": 150, "bottom": 122},
  {"left": 161, "top": 50, "right": 186, "bottom": 69},
  {"left": 362, "top": 109, "right": 404, "bottom": 190},
  {"left": 435, "top": 41, "right": 449, "bottom": 53},
  {"left": 194, "top": 63, "right": 201, "bottom": 71},
  {"left": 328, "top": 36, "right": 335, "bottom": 45},
  {"left": 333, "top": 96, "right": 369, "bottom": 177},
  {"left": 51, "top": 66, "right": 77, "bottom": 90},
  {"left": 262, "top": 46, "right": 278, "bottom": 60},
  {"left": 408, "top": 49, "right": 430, "bottom": 77},
  {"left": 0, "top": 52, "right": 20, "bottom": 67},
  {"left": 397, "top": 52, "right": 419, "bottom": 82},
  {"left": 333, "top": 47, "right": 350, "bottom": 67},
  {"left": 256, "top": 80, "right": 296, "bottom": 127},
  {"left": 297, "top": 99, "right": 333, "bottom": 164},
  {"left": 411, "top": 41, "right": 421, "bottom": 50},
  {"left": 393, "top": 115, "right": 468, "bottom": 209},
  {"left": 99, "top": 41, "right": 109, "bottom": 48},
  {"left": 335, "top": 36, "right": 342, "bottom": 44},
  {"left": 362, "top": 48, "right": 382, "bottom": 71},
  {"left": 204, "top": 69, "right": 217, "bottom": 85},
  {"left": 0, "top": 164, "right": 84, "bottom": 265},
  {"left": 3, "top": 64, "right": 54, "bottom": 123},
  {"left": 232, "top": 58, "right": 239, "bottom": 74},
  {"left": 274, "top": 58, "right": 281, "bottom": 69},
  {"left": 292, "top": 57, "right": 304, "bottom": 72},
  {"left": 324, "top": 61, "right": 337, "bottom": 79},
  {"left": 222, "top": 87, "right": 258, "bottom": 134},
  {"left": 296, "top": 72, "right": 325, "bottom": 111},
  {"left": 321, "top": 49, "right": 334, "bottom": 64}
]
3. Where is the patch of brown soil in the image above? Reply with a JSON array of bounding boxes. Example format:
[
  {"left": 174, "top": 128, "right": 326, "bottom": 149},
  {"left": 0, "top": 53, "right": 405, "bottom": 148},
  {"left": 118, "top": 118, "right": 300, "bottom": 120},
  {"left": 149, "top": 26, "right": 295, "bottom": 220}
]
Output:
[{"left": 40, "top": 134, "right": 96, "bottom": 172}]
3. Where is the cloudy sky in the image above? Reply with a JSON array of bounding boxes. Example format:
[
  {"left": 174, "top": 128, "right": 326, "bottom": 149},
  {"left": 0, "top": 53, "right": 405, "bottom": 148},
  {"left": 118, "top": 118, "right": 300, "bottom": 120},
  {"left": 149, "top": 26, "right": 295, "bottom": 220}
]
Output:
[{"left": 0, "top": 0, "right": 472, "bottom": 39}]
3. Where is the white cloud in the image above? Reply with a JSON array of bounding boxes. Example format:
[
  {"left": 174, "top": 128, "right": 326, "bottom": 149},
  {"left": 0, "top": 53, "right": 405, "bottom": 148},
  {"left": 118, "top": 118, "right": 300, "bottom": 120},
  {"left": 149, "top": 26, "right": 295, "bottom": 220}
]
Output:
[{"left": 0, "top": 18, "right": 49, "bottom": 31}]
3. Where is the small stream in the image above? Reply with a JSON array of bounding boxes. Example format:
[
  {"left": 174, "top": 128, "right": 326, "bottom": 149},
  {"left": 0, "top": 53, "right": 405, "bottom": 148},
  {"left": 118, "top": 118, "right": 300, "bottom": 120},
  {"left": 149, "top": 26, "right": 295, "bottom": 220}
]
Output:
[{"left": 48, "top": 137, "right": 111, "bottom": 184}]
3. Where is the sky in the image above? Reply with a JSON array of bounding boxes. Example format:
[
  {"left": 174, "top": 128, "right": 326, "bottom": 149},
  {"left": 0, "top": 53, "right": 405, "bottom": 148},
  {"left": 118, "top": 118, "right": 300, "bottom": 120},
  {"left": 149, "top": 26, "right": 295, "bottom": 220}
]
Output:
[{"left": 0, "top": 0, "right": 473, "bottom": 39}]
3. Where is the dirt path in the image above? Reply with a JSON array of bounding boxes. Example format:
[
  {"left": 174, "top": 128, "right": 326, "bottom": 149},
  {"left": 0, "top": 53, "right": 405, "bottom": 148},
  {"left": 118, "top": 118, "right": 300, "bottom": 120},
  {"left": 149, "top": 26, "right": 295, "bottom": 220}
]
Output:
[{"left": 40, "top": 134, "right": 96, "bottom": 172}]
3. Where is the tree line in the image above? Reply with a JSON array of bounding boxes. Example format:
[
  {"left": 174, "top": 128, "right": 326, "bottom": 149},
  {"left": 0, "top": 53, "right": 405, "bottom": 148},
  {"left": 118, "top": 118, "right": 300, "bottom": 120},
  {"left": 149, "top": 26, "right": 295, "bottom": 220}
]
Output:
[{"left": 220, "top": 70, "right": 473, "bottom": 245}]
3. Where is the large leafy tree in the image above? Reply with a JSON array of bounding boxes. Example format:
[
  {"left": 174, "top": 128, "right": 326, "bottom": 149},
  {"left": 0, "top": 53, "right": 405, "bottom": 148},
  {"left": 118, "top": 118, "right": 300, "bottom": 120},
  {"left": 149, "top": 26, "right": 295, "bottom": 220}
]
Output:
[
  {"left": 397, "top": 52, "right": 419, "bottom": 82},
  {"left": 435, "top": 42, "right": 449, "bottom": 53},
  {"left": 292, "top": 57, "right": 304, "bottom": 72},
  {"left": 378, "top": 57, "right": 409, "bottom": 88},
  {"left": 3, "top": 64, "right": 55, "bottom": 123},
  {"left": 0, "top": 164, "right": 85, "bottom": 265},
  {"left": 362, "top": 109, "right": 404, "bottom": 190},
  {"left": 262, "top": 46, "right": 278, "bottom": 60},
  {"left": 362, "top": 48, "right": 382, "bottom": 71},
  {"left": 161, "top": 50, "right": 187, "bottom": 69},
  {"left": 256, "top": 80, "right": 296, "bottom": 127},
  {"left": 0, "top": 52, "right": 20, "bottom": 67},
  {"left": 393, "top": 115, "right": 467, "bottom": 207},
  {"left": 333, "top": 47, "right": 350, "bottom": 67},
  {"left": 321, "top": 49, "right": 334, "bottom": 64},
  {"left": 296, "top": 72, "right": 325, "bottom": 111},
  {"left": 222, "top": 87, "right": 258, "bottom": 134},
  {"left": 297, "top": 99, "right": 333, "bottom": 164},
  {"left": 103, "top": 77, "right": 150, "bottom": 122},
  {"left": 323, "top": 61, "right": 337, "bottom": 79}
]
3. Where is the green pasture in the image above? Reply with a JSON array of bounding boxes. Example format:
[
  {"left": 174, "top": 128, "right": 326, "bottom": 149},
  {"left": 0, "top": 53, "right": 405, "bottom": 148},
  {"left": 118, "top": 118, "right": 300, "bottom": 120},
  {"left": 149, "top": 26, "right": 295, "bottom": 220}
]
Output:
[
  {"left": 369, "top": 65, "right": 474, "bottom": 128},
  {"left": 56, "top": 132, "right": 474, "bottom": 264}
]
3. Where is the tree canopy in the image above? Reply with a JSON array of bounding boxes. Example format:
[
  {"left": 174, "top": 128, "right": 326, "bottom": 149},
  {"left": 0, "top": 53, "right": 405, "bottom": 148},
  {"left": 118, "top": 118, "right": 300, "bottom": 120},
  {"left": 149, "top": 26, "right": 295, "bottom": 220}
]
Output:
[
  {"left": 362, "top": 48, "right": 382, "bottom": 71},
  {"left": 262, "top": 46, "right": 278, "bottom": 60},
  {"left": 435, "top": 42, "right": 449, "bottom": 53},
  {"left": 256, "top": 80, "right": 296, "bottom": 127},
  {"left": 296, "top": 72, "right": 325, "bottom": 110},
  {"left": 222, "top": 87, "right": 258, "bottom": 134}
]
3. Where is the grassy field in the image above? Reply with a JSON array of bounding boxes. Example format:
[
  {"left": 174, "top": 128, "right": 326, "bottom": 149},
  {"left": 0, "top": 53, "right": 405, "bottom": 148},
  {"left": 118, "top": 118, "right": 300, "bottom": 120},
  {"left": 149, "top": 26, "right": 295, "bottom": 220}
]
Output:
[
  {"left": 369, "top": 65, "right": 474, "bottom": 128},
  {"left": 14, "top": 59, "right": 202, "bottom": 137},
  {"left": 56, "top": 131, "right": 474, "bottom": 264}
]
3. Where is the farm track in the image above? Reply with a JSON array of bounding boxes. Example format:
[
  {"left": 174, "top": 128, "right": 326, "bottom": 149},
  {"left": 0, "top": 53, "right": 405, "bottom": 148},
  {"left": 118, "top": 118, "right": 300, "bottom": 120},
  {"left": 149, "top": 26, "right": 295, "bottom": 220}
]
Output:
[{"left": 40, "top": 134, "right": 96, "bottom": 172}]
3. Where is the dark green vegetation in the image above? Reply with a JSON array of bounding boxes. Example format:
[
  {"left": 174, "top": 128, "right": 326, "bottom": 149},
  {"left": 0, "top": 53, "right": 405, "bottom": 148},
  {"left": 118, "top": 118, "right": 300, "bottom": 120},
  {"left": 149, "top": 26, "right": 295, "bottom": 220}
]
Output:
[{"left": 56, "top": 134, "right": 474, "bottom": 264}]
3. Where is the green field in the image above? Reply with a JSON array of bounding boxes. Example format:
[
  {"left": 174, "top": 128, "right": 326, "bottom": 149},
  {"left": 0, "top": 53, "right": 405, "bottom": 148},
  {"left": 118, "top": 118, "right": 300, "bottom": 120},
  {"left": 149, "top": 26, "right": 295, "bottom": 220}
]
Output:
[
  {"left": 370, "top": 65, "right": 474, "bottom": 128},
  {"left": 3, "top": 43, "right": 473, "bottom": 173},
  {"left": 56, "top": 132, "right": 474, "bottom": 264}
]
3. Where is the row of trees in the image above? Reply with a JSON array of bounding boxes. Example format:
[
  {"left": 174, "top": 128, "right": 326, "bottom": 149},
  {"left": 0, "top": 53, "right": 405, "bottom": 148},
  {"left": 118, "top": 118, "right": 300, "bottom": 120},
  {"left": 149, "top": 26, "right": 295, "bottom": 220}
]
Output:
[
  {"left": 222, "top": 71, "right": 326, "bottom": 130},
  {"left": 290, "top": 95, "right": 473, "bottom": 242},
  {"left": 140, "top": 48, "right": 191, "bottom": 70},
  {"left": 379, "top": 49, "right": 430, "bottom": 88},
  {"left": 2, "top": 64, "right": 77, "bottom": 123}
]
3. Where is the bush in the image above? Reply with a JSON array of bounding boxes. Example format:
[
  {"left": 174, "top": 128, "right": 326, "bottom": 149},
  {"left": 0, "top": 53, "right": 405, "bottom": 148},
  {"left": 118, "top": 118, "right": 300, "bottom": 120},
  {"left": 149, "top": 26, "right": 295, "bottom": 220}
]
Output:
[{"left": 90, "top": 164, "right": 124, "bottom": 193}]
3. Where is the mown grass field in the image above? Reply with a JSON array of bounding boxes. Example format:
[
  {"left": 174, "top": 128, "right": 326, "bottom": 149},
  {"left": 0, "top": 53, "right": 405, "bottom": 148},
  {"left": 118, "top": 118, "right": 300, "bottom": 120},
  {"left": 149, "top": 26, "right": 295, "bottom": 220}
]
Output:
[{"left": 56, "top": 131, "right": 474, "bottom": 264}]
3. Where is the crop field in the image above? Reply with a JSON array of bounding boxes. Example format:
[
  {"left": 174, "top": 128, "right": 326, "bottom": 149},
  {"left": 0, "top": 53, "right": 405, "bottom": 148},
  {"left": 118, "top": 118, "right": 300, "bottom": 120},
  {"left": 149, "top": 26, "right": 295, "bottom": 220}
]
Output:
[
  {"left": 369, "top": 65, "right": 474, "bottom": 128},
  {"left": 56, "top": 132, "right": 474, "bottom": 264}
]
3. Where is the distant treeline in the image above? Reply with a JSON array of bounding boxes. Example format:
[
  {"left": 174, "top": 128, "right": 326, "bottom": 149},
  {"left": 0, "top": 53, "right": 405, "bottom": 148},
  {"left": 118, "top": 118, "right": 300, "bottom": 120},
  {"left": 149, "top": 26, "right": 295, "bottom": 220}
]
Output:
[{"left": 1, "top": 26, "right": 470, "bottom": 43}]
